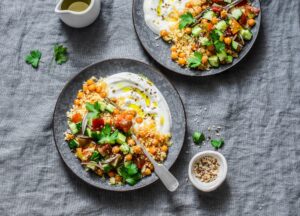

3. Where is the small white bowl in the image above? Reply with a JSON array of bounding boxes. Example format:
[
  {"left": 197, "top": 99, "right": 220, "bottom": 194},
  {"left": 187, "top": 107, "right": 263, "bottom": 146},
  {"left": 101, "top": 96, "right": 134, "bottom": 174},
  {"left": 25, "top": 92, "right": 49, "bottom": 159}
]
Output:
[{"left": 188, "top": 150, "right": 227, "bottom": 192}]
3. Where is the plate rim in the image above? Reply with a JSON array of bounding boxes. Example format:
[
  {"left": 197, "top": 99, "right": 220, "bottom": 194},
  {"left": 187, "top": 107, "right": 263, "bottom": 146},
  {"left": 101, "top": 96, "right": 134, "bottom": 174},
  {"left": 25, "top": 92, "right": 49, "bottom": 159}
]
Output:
[
  {"left": 52, "top": 58, "right": 187, "bottom": 191},
  {"left": 132, "top": 0, "right": 261, "bottom": 77}
]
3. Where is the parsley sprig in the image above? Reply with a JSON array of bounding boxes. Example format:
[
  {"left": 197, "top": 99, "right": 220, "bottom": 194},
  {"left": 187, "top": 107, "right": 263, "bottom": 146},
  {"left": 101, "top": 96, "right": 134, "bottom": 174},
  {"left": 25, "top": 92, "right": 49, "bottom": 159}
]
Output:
[
  {"left": 25, "top": 50, "right": 42, "bottom": 68},
  {"left": 117, "top": 162, "right": 142, "bottom": 186},
  {"left": 187, "top": 52, "right": 202, "bottom": 68},
  {"left": 54, "top": 44, "right": 68, "bottom": 65},
  {"left": 179, "top": 12, "right": 195, "bottom": 29}
]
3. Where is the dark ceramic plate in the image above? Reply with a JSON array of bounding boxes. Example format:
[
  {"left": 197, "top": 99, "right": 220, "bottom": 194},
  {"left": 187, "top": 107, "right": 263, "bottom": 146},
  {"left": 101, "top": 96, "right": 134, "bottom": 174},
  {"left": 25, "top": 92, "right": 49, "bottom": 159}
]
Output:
[
  {"left": 132, "top": 0, "right": 261, "bottom": 76},
  {"left": 52, "top": 58, "right": 186, "bottom": 191}
]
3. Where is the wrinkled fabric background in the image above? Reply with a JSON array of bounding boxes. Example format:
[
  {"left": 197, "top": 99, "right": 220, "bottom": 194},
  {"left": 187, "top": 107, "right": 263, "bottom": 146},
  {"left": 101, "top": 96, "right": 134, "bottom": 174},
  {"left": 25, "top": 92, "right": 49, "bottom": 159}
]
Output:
[{"left": 0, "top": 0, "right": 299, "bottom": 215}]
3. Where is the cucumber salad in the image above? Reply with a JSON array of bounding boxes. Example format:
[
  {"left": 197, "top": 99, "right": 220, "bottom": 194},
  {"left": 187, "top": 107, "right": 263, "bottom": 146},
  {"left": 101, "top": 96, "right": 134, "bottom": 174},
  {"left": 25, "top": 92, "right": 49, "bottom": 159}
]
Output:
[
  {"left": 157, "top": 0, "right": 260, "bottom": 70},
  {"left": 64, "top": 73, "right": 172, "bottom": 186}
]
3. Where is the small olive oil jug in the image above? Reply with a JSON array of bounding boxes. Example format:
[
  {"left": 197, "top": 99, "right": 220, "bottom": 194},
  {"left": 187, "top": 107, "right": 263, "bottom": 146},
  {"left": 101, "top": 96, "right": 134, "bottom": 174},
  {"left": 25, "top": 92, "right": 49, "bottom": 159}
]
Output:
[{"left": 55, "top": 0, "right": 101, "bottom": 28}]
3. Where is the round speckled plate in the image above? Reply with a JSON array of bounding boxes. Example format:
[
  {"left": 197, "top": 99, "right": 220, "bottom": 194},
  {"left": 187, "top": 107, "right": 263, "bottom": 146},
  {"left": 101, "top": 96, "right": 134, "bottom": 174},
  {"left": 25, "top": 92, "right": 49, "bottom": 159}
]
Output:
[
  {"left": 52, "top": 58, "right": 186, "bottom": 191},
  {"left": 132, "top": 0, "right": 261, "bottom": 76}
]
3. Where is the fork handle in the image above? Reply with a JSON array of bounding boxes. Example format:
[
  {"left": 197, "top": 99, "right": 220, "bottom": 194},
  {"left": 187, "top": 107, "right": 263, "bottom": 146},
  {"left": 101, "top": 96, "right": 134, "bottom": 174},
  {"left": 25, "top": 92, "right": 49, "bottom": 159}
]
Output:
[{"left": 154, "top": 163, "right": 179, "bottom": 192}]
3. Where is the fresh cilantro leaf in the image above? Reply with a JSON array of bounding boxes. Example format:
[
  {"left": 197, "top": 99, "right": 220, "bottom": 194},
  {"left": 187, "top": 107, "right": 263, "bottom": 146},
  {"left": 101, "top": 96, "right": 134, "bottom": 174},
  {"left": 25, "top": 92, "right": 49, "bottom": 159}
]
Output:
[
  {"left": 211, "top": 139, "right": 224, "bottom": 149},
  {"left": 192, "top": 132, "right": 205, "bottom": 145},
  {"left": 187, "top": 52, "right": 202, "bottom": 68},
  {"left": 98, "top": 124, "right": 118, "bottom": 144},
  {"left": 68, "top": 139, "right": 78, "bottom": 149},
  {"left": 125, "top": 173, "right": 142, "bottom": 186},
  {"left": 125, "top": 162, "right": 138, "bottom": 175},
  {"left": 90, "top": 151, "right": 101, "bottom": 162},
  {"left": 210, "top": 30, "right": 220, "bottom": 41},
  {"left": 179, "top": 12, "right": 195, "bottom": 29},
  {"left": 25, "top": 50, "right": 42, "bottom": 68},
  {"left": 54, "top": 44, "right": 68, "bottom": 65},
  {"left": 86, "top": 102, "right": 98, "bottom": 112},
  {"left": 214, "top": 40, "right": 226, "bottom": 53}
]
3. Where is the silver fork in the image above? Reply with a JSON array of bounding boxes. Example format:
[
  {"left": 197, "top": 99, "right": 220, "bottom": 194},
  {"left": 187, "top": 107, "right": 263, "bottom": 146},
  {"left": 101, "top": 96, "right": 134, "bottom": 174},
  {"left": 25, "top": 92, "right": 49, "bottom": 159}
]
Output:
[{"left": 131, "top": 135, "right": 179, "bottom": 192}]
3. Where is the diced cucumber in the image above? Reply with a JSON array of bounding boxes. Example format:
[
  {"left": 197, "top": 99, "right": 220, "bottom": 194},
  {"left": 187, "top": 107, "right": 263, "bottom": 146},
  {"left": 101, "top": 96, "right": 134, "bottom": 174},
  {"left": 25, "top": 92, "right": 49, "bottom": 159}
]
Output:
[
  {"left": 116, "top": 132, "right": 126, "bottom": 145},
  {"left": 240, "top": 29, "right": 253, "bottom": 40},
  {"left": 231, "top": 8, "right": 243, "bottom": 20},
  {"left": 215, "top": 20, "right": 228, "bottom": 32},
  {"left": 231, "top": 40, "right": 239, "bottom": 50},
  {"left": 68, "top": 139, "right": 79, "bottom": 149},
  {"left": 103, "top": 164, "right": 112, "bottom": 172},
  {"left": 98, "top": 101, "right": 106, "bottom": 112},
  {"left": 224, "top": 0, "right": 232, "bottom": 3},
  {"left": 199, "top": 37, "right": 211, "bottom": 46},
  {"left": 217, "top": 51, "right": 227, "bottom": 62},
  {"left": 203, "top": 11, "right": 216, "bottom": 21},
  {"left": 208, "top": 55, "right": 220, "bottom": 67},
  {"left": 226, "top": 55, "right": 233, "bottom": 63},
  {"left": 120, "top": 144, "right": 130, "bottom": 154},
  {"left": 86, "top": 128, "right": 93, "bottom": 137},
  {"left": 192, "top": 26, "right": 202, "bottom": 36},
  {"left": 105, "top": 104, "right": 115, "bottom": 113},
  {"left": 68, "top": 122, "right": 79, "bottom": 134}
]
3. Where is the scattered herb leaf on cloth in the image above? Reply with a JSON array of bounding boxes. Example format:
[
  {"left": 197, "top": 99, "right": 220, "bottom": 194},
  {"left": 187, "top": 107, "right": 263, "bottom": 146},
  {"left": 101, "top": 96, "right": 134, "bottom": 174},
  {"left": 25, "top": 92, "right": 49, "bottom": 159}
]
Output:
[
  {"left": 192, "top": 131, "right": 206, "bottom": 144},
  {"left": 54, "top": 44, "right": 68, "bottom": 64},
  {"left": 211, "top": 139, "right": 224, "bottom": 149},
  {"left": 179, "top": 12, "right": 195, "bottom": 29},
  {"left": 25, "top": 50, "right": 42, "bottom": 68}
]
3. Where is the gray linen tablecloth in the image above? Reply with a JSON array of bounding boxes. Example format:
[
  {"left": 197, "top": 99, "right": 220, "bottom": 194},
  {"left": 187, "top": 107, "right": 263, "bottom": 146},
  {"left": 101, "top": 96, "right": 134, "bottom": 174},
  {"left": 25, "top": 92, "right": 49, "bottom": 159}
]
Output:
[{"left": 0, "top": 0, "right": 299, "bottom": 215}]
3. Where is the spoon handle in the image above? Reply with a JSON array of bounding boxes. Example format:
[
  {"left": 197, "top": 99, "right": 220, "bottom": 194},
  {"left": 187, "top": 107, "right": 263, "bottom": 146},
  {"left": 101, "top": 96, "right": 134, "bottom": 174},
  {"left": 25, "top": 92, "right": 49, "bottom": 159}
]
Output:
[
  {"left": 153, "top": 163, "right": 179, "bottom": 192},
  {"left": 132, "top": 135, "right": 179, "bottom": 192}
]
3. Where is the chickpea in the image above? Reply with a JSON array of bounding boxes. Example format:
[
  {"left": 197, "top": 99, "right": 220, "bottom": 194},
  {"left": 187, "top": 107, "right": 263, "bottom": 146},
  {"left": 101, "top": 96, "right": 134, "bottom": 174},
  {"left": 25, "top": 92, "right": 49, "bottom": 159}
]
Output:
[
  {"left": 171, "top": 52, "right": 178, "bottom": 60},
  {"left": 186, "top": 2, "right": 193, "bottom": 8},
  {"left": 194, "top": 6, "right": 202, "bottom": 15},
  {"left": 96, "top": 169, "right": 103, "bottom": 176},
  {"left": 138, "top": 130, "right": 146, "bottom": 137},
  {"left": 108, "top": 171, "right": 116, "bottom": 177},
  {"left": 224, "top": 37, "right": 232, "bottom": 45},
  {"left": 125, "top": 114, "right": 134, "bottom": 121},
  {"left": 86, "top": 79, "right": 94, "bottom": 85},
  {"left": 171, "top": 45, "right": 177, "bottom": 52},
  {"left": 149, "top": 147, "right": 157, "bottom": 155},
  {"left": 127, "top": 139, "right": 135, "bottom": 146},
  {"left": 184, "top": 27, "right": 192, "bottom": 34},
  {"left": 126, "top": 110, "right": 136, "bottom": 117},
  {"left": 179, "top": 52, "right": 186, "bottom": 58},
  {"left": 133, "top": 146, "right": 142, "bottom": 154},
  {"left": 83, "top": 84, "right": 88, "bottom": 92},
  {"left": 88, "top": 84, "right": 96, "bottom": 91},
  {"left": 136, "top": 117, "right": 143, "bottom": 124},
  {"left": 212, "top": 17, "right": 218, "bottom": 24},
  {"left": 201, "top": 55, "right": 208, "bottom": 64},
  {"left": 143, "top": 168, "right": 152, "bottom": 176},
  {"left": 100, "top": 92, "right": 107, "bottom": 98},
  {"left": 96, "top": 86, "right": 102, "bottom": 93},
  {"left": 115, "top": 175, "right": 122, "bottom": 182},
  {"left": 77, "top": 91, "right": 84, "bottom": 99},
  {"left": 160, "top": 30, "right": 168, "bottom": 37},
  {"left": 125, "top": 154, "right": 133, "bottom": 161},
  {"left": 161, "top": 145, "right": 168, "bottom": 152},
  {"left": 113, "top": 109, "right": 120, "bottom": 115},
  {"left": 112, "top": 146, "right": 120, "bottom": 154},
  {"left": 247, "top": 19, "right": 256, "bottom": 27},
  {"left": 178, "top": 58, "right": 186, "bottom": 66},
  {"left": 220, "top": 35, "right": 224, "bottom": 42},
  {"left": 152, "top": 139, "right": 159, "bottom": 146},
  {"left": 221, "top": 10, "right": 227, "bottom": 19},
  {"left": 74, "top": 99, "right": 80, "bottom": 106}
]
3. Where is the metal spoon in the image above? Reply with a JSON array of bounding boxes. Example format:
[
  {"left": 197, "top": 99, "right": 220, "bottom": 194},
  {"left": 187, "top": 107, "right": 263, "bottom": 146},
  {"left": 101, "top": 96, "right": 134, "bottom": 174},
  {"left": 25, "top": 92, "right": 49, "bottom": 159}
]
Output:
[{"left": 131, "top": 135, "right": 179, "bottom": 192}]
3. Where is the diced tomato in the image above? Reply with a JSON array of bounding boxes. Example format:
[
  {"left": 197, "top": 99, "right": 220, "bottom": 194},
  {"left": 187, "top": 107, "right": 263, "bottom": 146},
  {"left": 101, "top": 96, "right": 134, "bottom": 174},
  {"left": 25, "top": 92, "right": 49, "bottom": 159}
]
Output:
[
  {"left": 211, "top": 6, "right": 222, "bottom": 13},
  {"left": 71, "top": 113, "right": 82, "bottom": 123},
  {"left": 239, "top": 13, "right": 247, "bottom": 25},
  {"left": 115, "top": 113, "right": 132, "bottom": 132},
  {"left": 134, "top": 156, "right": 145, "bottom": 169},
  {"left": 92, "top": 118, "right": 105, "bottom": 130}
]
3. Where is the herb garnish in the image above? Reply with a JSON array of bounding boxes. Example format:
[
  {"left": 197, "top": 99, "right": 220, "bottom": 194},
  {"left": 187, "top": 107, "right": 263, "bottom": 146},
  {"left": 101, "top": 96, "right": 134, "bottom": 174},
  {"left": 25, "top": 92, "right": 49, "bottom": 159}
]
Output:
[
  {"left": 25, "top": 50, "right": 42, "bottom": 68},
  {"left": 179, "top": 12, "right": 195, "bottom": 29},
  {"left": 187, "top": 52, "right": 202, "bottom": 68},
  {"left": 117, "top": 162, "right": 141, "bottom": 186},
  {"left": 192, "top": 132, "right": 205, "bottom": 144},
  {"left": 211, "top": 139, "right": 224, "bottom": 149},
  {"left": 98, "top": 124, "right": 118, "bottom": 144},
  {"left": 54, "top": 44, "right": 68, "bottom": 64}
]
